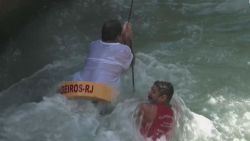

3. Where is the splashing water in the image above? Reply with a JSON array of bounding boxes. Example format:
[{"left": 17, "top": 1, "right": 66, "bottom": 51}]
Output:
[{"left": 1, "top": 0, "right": 250, "bottom": 141}]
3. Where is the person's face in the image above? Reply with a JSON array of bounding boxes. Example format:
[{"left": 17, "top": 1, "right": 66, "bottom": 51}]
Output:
[{"left": 148, "top": 85, "right": 161, "bottom": 103}]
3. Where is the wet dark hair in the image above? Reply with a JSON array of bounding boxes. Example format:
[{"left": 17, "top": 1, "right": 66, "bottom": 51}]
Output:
[
  {"left": 101, "top": 19, "right": 122, "bottom": 42},
  {"left": 153, "top": 80, "right": 174, "bottom": 101}
]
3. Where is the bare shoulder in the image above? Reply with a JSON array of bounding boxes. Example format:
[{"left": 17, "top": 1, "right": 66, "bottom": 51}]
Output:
[
  {"left": 139, "top": 103, "right": 152, "bottom": 111},
  {"left": 139, "top": 103, "right": 157, "bottom": 122}
]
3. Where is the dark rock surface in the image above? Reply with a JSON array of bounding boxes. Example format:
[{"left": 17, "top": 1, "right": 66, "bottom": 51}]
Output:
[{"left": 0, "top": 0, "right": 51, "bottom": 53}]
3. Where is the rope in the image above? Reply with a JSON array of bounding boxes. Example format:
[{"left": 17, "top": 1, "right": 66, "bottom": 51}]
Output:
[{"left": 127, "top": 0, "right": 135, "bottom": 92}]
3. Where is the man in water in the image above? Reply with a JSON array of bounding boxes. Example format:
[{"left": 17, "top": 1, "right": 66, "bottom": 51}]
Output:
[
  {"left": 138, "top": 81, "right": 175, "bottom": 141},
  {"left": 73, "top": 19, "right": 133, "bottom": 91}
]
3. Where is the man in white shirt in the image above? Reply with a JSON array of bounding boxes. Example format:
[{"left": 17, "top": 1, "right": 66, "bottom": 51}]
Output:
[{"left": 73, "top": 19, "right": 134, "bottom": 91}]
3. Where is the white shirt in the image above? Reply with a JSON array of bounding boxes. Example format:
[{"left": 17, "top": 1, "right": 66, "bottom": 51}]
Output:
[{"left": 73, "top": 40, "right": 133, "bottom": 90}]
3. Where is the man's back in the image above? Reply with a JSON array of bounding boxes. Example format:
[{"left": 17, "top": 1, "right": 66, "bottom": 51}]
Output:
[{"left": 73, "top": 40, "right": 133, "bottom": 89}]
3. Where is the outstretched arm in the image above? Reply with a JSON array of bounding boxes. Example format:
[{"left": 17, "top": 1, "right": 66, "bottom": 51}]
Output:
[
  {"left": 121, "top": 22, "right": 135, "bottom": 67},
  {"left": 121, "top": 22, "right": 133, "bottom": 48}
]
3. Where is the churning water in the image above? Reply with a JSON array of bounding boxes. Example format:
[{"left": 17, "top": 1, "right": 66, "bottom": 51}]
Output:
[{"left": 0, "top": 0, "right": 250, "bottom": 141}]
